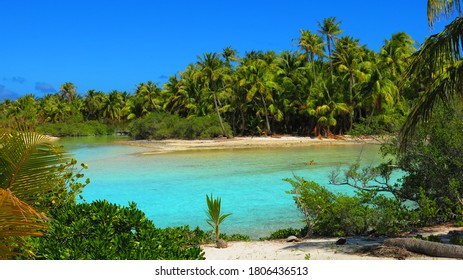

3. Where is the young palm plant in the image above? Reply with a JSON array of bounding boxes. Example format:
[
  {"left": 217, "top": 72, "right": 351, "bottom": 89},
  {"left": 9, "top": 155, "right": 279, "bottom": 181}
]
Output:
[{"left": 205, "top": 194, "right": 232, "bottom": 241}]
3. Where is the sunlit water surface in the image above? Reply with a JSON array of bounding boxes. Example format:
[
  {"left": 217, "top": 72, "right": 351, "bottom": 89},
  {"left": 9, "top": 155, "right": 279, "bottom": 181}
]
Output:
[{"left": 59, "top": 136, "right": 384, "bottom": 239}]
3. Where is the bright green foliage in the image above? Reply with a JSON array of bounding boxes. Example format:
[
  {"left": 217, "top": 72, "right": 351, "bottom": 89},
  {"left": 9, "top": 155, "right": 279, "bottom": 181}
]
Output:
[
  {"left": 285, "top": 176, "right": 334, "bottom": 236},
  {"left": 389, "top": 105, "right": 463, "bottom": 224},
  {"left": 1, "top": 20, "right": 418, "bottom": 137},
  {"left": 260, "top": 228, "right": 305, "bottom": 240},
  {"left": 0, "top": 130, "right": 89, "bottom": 259},
  {"left": 219, "top": 233, "right": 250, "bottom": 242},
  {"left": 450, "top": 236, "right": 463, "bottom": 246},
  {"left": 401, "top": 1, "right": 463, "bottom": 145},
  {"left": 205, "top": 194, "right": 232, "bottom": 240},
  {"left": 37, "top": 120, "right": 113, "bottom": 136},
  {"left": 129, "top": 112, "right": 232, "bottom": 140},
  {"left": 30, "top": 200, "right": 205, "bottom": 260},
  {"left": 285, "top": 176, "right": 412, "bottom": 237}
]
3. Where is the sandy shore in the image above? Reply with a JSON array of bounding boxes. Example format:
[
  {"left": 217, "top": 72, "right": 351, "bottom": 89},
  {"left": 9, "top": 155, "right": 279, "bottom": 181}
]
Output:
[
  {"left": 119, "top": 135, "right": 386, "bottom": 154},
  {"left": 202, "top": 224, "right": 463, "bottom": 260}
]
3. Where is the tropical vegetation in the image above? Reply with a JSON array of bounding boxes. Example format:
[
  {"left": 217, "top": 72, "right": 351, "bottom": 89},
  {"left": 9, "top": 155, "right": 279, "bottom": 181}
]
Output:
[
  {"left": 3, "top": 0, "right": 463, "bottom": 259},
  {"left": 0, "top": 129, "right": 207, "bottom": 260},
  {"left": 1, "top": 18, "right": 417, "bottom": 139},
  {"left": 0, "top": 130, "right": 88, "bottom": 259},
  {"left": 205, "top": 194, "right": 232, "bottom": 241}
]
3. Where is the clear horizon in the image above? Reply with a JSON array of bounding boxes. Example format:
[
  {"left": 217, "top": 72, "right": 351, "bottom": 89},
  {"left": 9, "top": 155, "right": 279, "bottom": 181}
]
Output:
[{"left": 0, "top": 0, "right": 453, "bottom": 100}]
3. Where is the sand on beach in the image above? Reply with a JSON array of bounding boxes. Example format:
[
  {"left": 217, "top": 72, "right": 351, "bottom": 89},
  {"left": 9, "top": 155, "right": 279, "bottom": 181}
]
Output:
[
  {"left": 202, "top": 224, "right": 463, "bottom": 260},
  {"left": 119, "top": 135, "right": 386, "bottom": 154}
]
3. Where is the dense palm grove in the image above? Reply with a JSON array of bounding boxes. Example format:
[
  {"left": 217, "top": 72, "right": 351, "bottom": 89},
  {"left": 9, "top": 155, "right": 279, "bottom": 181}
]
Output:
[{"left": 0, "top": 18, "right": 417, "bottom": 138}]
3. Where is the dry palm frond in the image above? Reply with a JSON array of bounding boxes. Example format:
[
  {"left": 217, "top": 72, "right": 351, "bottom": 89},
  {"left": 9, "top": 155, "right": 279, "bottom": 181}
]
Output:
[
  {"left": 0, "top": 130, "right": 68, "bottom": 205},
  {"left": 0, "top": 189, "right": 48, "bottom": 259},
  {"left": 0, "top": 130, "right": 68, "bottom": 259},
  {"left": 428, "top": 0, "right": 462, "bottom": 28}
]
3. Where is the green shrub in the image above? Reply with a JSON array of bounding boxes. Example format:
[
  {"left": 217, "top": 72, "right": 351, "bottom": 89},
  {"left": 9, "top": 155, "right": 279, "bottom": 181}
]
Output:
[
  {"left": 30, "top": 200, "right": 205, "bottom": 260},
  {"left": 285, "top": 176, "right": 413, "bottom": 237},
  {"left": 219, "top": 233, "right": 251, "bottom": 241},
  {"left": 38, "top": 120, "right": 113, "bottom": 136},
  {"left": 129, "top": 112, "right": 232, "bottom": 140},
  {"left": 315, "top": 194, "right": 371, "bottom": 236},
  {"left": 260, "top": 228, "right": 304, "bottom": 240},
  {"left": 425, "top": 235, "right": 443, "bottom": 243},
  {"left": 450, "top": 236, "right": 463, "bottom": 246}
]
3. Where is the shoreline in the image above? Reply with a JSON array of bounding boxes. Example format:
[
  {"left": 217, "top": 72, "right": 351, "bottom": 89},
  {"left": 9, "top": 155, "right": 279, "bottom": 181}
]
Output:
[
  {"left": 118, "top": 135, "right": 387, "bottom": 154},
  {"left": 202, "top": 224, "right": 463, "bottom": 260}
]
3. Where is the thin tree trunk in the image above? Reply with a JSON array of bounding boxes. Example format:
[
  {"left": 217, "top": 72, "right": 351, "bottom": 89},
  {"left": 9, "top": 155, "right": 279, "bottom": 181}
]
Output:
[
  {"left": 260, "top": 94, "right": 272, "bottom": 135},
  {"left": 327, "top": 39, "right": 333, "bottom": 84},
  {"left": 349, "top": 73, "right": 354, "bottom": 131},
  {"left": 213, "top": 91, "right": 227, "bottom": 137},
  {"left": 240, "top": 110, "right": 246, "bottom": 135},
  {"left": 310, "top": 53, "right": 317, "bottom": 82}
]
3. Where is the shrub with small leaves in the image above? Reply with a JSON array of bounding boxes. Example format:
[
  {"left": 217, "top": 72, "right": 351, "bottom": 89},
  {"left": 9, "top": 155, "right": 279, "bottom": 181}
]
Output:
[{"left": 30, "top": 200, "right": 205, "bottom": 260}]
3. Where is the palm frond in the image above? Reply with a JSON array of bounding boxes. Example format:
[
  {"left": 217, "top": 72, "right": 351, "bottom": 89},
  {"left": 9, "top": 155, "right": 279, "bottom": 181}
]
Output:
[
  {"left": 401, "top": 17, "right": 463, "bottom": 148},
  {"left": 0, "top": 131, "right": 69, "bottom": 205},
  {"left": 0, "top": 188, "right": 48, "bottom": 259},
  {"left": 428, "top": 0, "right": 462, "bottom": 27},
  {"left": 402, "top": 59, "right": 463, "bottom": 147}
]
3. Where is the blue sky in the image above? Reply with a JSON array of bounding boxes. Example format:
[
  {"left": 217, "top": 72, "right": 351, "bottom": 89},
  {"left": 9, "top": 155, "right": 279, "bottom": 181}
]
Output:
[{"left": 0, "top": 0, "right": 453, "bottom": 100}]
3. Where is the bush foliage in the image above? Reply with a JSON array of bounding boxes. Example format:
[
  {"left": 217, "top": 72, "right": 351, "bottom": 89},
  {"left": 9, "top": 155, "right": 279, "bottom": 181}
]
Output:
[
  {"left": 37, "top": 120, "right": 113, "bottom": 136},
  {"left": 285, "top": 176, "right": 412, "bottom": 237},
  {"left": 387, "top": 105, "right": 463, "bottom": 224},
  {"left": 129, "top": 113, "right": 232, "bottom": 140},
  {"left": 31, "top": 200, "right": 205, "bottom": 260}
]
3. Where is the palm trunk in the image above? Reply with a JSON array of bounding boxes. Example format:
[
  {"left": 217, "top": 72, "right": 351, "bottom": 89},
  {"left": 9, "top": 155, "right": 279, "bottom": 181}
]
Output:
[
  {"left": 260, "top": 94, "right": 272, "bottom": 135},
  {"left": 327, "top": 39, "right": 334, "bottom": 84},
  {"left": 213, "top": 91, "right": 227, "bottom": 137},
  {"left": 240, "top": 110, "right": 246, "bottom": 135},
  {"left": 310, "top": 53, "right": 317, "bottom": 82},
  {"left": 384, "top": 238, "right": 463, "bottom": 259},
  {"left": 349, "top": 73, "right": 354, "bottom": 131}
]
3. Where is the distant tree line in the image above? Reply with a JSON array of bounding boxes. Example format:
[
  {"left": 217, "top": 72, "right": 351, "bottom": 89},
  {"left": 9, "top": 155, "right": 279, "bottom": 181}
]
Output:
[{"left": 0, "top": 18, "right": 418, "bottom": 138}]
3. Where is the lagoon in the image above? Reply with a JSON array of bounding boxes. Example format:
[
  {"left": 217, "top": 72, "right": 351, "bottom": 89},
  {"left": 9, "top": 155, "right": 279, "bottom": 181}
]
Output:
[{"left": 59, "top": 136, "right": 383, "bottom": 239}]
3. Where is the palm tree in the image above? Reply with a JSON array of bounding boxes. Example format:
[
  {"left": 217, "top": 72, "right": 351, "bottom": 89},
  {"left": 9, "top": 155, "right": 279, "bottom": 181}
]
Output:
[
  {"left": 83, "top": 90, "right": 106, "bottom": 120},
  {"left": 196, "top": 53, "right": 230, "bottom": 136},
  {"left": 205, "top": 194, "right": 231, "bottom": 241},
  {"left": 275, "top": 51, "right": 308, "bottom": 133},
  {"left": 6, "top": 94, "right": 39, "bottom": 128},
  {"left": 307, "top": 71, "right": 349, "bottom": 137},
  {"left": 39, "top": 94, "right": 63, "bottom": 123},
  {"left": 364, "top": 33, "right": 415, "bottom": 121},
  {"left": 135, "top": 81, "right": 162, "bottom": 113},
  {"left": 380, "top": 32, "right": 416, "bottom": 81},
  {"left": 0, "top": 130, "right": 69, "bottom": 259},
  {"left": 163, "top": 75, "right": 193, "bottom": 117},
  {"left": 221, "top": 46, "right": 239, "bottom": 69},
  {"left": 298, "top": 29, "right": 325, "bottom": 81},
  {"left": 318, "top": 17, "right": 344, "bottom": 83},
  {"left": 401, "top": 1, "right": 463, "bottom": 146},
  {"left": 333, "top": 36, "right": 367, "bottom": 130},
  {"left": 60, "top": 82, "right": 77, "bottom": 104},
  {"left": 102, "top": 90, "right": 125, "bottom": 122},
  {"left": 237, "top": 58, "right": 281, "bottom": 135}
]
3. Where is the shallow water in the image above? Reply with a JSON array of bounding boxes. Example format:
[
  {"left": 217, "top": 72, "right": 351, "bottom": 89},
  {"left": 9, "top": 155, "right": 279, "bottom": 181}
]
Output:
[{"left": 59, "top": 136, "right": 383, "bottom": 239}]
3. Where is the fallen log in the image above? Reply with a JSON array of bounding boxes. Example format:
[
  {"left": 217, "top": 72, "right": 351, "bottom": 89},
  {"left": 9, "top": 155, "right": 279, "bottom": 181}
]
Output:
[{"left": 384, "top": 238, "right": 463, "bottom": 259}]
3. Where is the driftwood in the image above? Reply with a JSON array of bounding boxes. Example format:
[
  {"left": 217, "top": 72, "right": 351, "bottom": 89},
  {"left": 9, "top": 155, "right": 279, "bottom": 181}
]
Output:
[{"left": 384, "top": 238, "right": 463, "bottom": 259}]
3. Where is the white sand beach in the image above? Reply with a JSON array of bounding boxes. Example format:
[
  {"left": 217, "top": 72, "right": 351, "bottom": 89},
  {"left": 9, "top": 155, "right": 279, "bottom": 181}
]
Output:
[
  {"left": 119, "top": 135, "right": 386, "bottom": 154},
  {"left": 202, "top": 224, "right": 463, "bottom": 260}
]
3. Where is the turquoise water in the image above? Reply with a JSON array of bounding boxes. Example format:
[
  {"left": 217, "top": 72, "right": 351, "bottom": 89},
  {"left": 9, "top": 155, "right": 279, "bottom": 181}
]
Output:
[{"left": 58, "top": 136, "right": 383, "bottom": 239}]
